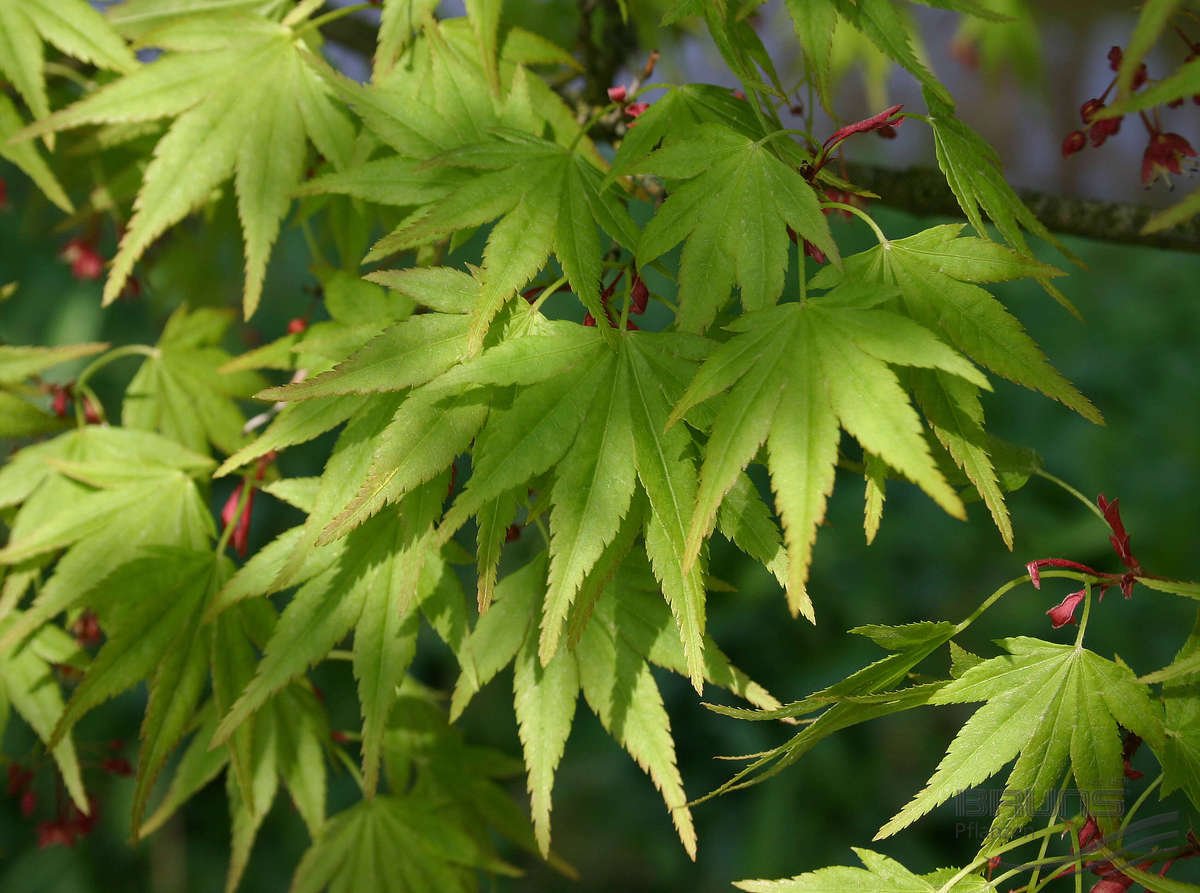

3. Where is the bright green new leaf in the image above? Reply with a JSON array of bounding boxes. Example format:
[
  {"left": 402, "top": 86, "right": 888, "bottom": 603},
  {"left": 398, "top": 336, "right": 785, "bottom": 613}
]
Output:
[
  {"left": 368, "top": 134, "right": 637, "bottom": 355},
  {"left": 674, "top": 299, "right": 987, "bottom": 620},
  {"left": 290, "top": 794, "right": 515, "bottom": 893},
  {"left": 0, "top": 0, "right": 136, "bottom": 120},
  {"left": 1156, "top": 613, "right": 1200, "bottom": 813},
  {"left": 15, "top": 10, "right": 354, "bottom": 315},
  {"left": 735, "top": 847, "right": 991, "bottom": 892},
  {"left": 879, "top": 637, "right": 1164, "bottom": 848},
  {"left": 923, "top": 91, "right": 1075, "bottom": 274},
  {"left": 635, "top": 123, "right": 837, "bottom": 332},
  {"left": 0, "top": 93, "right": 72, "bottom": 211},
  {"left": 124, "top": 306, "right": 267, "bottom": 456}
]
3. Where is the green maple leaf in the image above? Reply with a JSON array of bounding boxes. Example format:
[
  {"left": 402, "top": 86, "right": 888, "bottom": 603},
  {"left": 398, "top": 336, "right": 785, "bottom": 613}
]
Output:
[
  {"left": 0, "top": 93, "right": 72, "bottom": 211},
  {"left": 0, "top": 0, "right": 137, "bottom": 120},
  {"left": 451, "top": 552, "right": 779, "bottom": 859},
  {"left": 634, "top": 123, "right": 837, "bottom": 333},
  {"left": 289, "top": 793, "right": 516, "bottom": 893},
  {"left": 736, "top": 847, "right": 991, "bottom": 893},
  {"left": 366, "top": 132, "right": 638, "bottom": 355},
  {"left": 879, "top": 637, "right": 1164, "bottom": 848},
  {"left": 15, "top": 6, "right": 355, "bottom": 315},
  {"left": 43, "top": 548, "right": 228, "bottom": 830},
  {"left": 141, "top": 680, "right": 330, "bottom": 892},
  {"left": 705, "top": 621, "right": 955, "bottom": 797},
  {"left": 923, "top": 90, "right": 1079, "bottom": 298},
  {"left": 1151, "top": 612, "right": 1200, "bottom": 813},
  {"left": 0, "top": 616, "right": 89, "bottom": 813},
  {"left": 672, "top": 293, "right": 989, "bottom": 620},
  {"left": 810, "top": 224, "right": 1100, "bottom": 545},
  {"left": 0, "top": 428, "right": 215, "bottom": 652},
  {"left": 417, "top": 320, "right": 711, "bottom": 688},
  {"left": 829, "top": 0, "right": 951, "bottom": 104},
  {"left": 211, "top": 479, "right": 453, "bottom": 797},
  {"left": 123, "top": 306, "right": 267, "bottom": 456}
]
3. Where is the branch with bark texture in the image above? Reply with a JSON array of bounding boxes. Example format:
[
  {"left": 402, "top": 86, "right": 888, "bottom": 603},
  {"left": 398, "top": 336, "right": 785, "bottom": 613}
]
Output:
[
  {"left": 315, "top": 6, "right": 1200, "bottom": 255},
  {"left": 843, "top": 162, "right": 1200, "bottom": 255}
]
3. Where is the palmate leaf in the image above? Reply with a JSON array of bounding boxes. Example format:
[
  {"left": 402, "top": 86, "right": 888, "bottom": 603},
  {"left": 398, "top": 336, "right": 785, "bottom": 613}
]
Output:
[
  {"left": 15, "top": 8, "right": 354, "bottom": 315},
  {"left": 210, "top": 476, "right": 457, "bottom": 798},
  {"left": 422, "top": 320, "right": 711, "bottom": 688},
  {"left": 879, "top": 637, "right": 1164, "bottom": 849},
  {"left": 290, "top": 793, "right": 515, "bottom": 893},
  {"left": 673, "top": 294, "right": 989, "bottom": 620},
  {"left": 1155, "top": 612, "right": 1200, "bottom": 813},
  {"left": 451, "top": 552, "right": 779, "bottom": 860},
  {"left": 367, "top": 133, "right": 638, "bottom": 356},
  {"left": 810, "top": 224, "right": 1099, "bottom": 544},
  {"left": 124, "top": 306, "right": 266, "bottom": 456},
  {"left": 0, "top": 0, "right": 136, "bottom": 120},
  {"left": 735, "top": 847, "right": 992, "bottom": 892},
  {"left": 634, "top": 123, "right": 837, "bottom": 333},
  {"left": 0, "top": 430, "right": 215, "bottom": 650},
  {"left": 0, "top": 616, "right": 89, "bottom": 813},
  {"left": 40, "top": 549, "right": 228, "bottom": 830}
]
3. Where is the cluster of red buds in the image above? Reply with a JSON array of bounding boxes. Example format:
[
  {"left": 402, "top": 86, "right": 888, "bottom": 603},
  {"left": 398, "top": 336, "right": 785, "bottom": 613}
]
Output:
[
  {"left": 221, "top": 451, "right": 276, "bottom": 557},
  {"left": 47, "top": 382, "right": 102, "bottom": 424},
  {"left": 7, "top": 740, "right": 131, "bottom": 849},
  {"left": 582, "top": 267, "right": 647, "bottom": 330},
  {"left": 60, "top": 237, "right": 104, "bottom": 281},
  {"left": 1064, "top": 45, "right": 1199, "bottom": 188},
  {"left": 1058, "top": 816, "right": 1200, "bottom": 891},
  {"left": 1030, "top": 493, "right": 1143, "bottom": 629}
]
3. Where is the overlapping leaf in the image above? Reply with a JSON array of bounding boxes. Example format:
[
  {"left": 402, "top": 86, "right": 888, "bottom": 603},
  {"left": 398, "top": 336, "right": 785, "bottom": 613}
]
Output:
[
  {"left": 364, "top": 133, "right": 637, "bottom": 355},
  {"left": 123, "top": 306, "right": 267, "bottom": 456},
  {"left": 634, "top": 123, "right": 837, "bottom": 333},
  {"left": 15, "top": 7, "right": 355, "bottom": 314},
  {"left": 671, "top": 292, "right": 989, "bottom": 620},
  {"left": 451, "top": 552, "right": 779, "bottom": 859},
  {"left": 0, "top": 0, "right": 136, "bottom": 120},
  {"left": 810, "top": 224, "right": 1099, "bottom": 544},
  {"left": 879, "top": 637, "right": 1164, "bottom": 848}
]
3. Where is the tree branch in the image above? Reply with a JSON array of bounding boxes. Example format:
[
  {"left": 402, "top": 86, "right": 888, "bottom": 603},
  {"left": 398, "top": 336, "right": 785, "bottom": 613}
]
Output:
[{"left": 843, "top": 161, "right": 1200, "bottom": 255}]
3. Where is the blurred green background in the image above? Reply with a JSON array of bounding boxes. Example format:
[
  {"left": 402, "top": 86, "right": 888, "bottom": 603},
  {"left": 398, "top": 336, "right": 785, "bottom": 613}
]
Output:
[{"left": 5, "top": 2, "right": 1200, "bottom": 889}]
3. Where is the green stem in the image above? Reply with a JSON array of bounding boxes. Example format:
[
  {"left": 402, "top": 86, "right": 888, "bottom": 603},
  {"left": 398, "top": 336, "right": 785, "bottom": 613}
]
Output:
[
  {"left": 954, "top": 569, "right": 1093, "bottom": 635},
  {"left": 1035, "top": 469, "right": 1107, "bottom": 522},
  {"left": 529, "top": 275, "right": 568, "bottom": 314},
  {"left": 74, "top": 344, "right": 158, "bottom": 396},
  {"left": 1117, "top": 773, "right": 1163, "bottom": 841},
  {"left": 1073, "top": 583, "right": 1093, "bottom": 648},
  {"left": 1026, "top": 778, "right": 1072, "bottom": 892},
  {"left": 937, "top": 821, "right": 1071, "bottom": 893},
  {"left": 822, "top": 201, "right": 888, "bottom": 244},
  {"left": 215, "top": 480, "right": 253, "bottom": 557},
  {"left": 293, "top": 2, "right": 374, "bottom": 37}
]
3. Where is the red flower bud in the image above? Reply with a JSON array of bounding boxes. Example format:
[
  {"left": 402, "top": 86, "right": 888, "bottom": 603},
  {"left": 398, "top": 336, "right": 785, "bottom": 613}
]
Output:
[
  {"left": 1088, "top": 116, "right": 1122, "bottom": 147},
  {"left": 583, "top": 312, "right": 597, "bottom": 327},
  {"left": 624, "top": 101, "right": 650, "bottom": 119},
  {"left": 20, "top": 789, "right": 37, "bottom": 817},
  {"left": 505, "top": 524, "right": 521, "bottom": 542},
  {"left": 1080, "top": 98, "right": 1105, "bottom": 124},
  {"left": 1062, "top": 130, "right": 1087, "bottom": 157},
  {"left": 51, "top": 385, "right": 70, "bottom": 418},
  {"left": 1107, "top": 46, "right": 1123, "bottom": 72},
  {"left": 0, "top": 177, "right": 7, "bottom": 211},
  {"left": 607, "top": 85, "right": 627, "bottom": 103},
  {"left": 8, "top": 764, "right": 33, "bottom": 797},
  {"left": 1047, "top": 589, "right": 1086, "bottom": 629},
  {"left": 61, "top": 239, "right": 104, "bottom": 281},
  {"left": 286, "top": 317, "right": 308, "bottom": 334}
]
